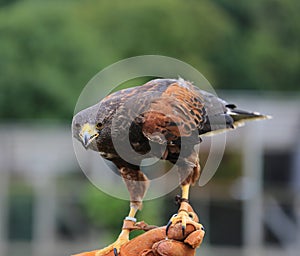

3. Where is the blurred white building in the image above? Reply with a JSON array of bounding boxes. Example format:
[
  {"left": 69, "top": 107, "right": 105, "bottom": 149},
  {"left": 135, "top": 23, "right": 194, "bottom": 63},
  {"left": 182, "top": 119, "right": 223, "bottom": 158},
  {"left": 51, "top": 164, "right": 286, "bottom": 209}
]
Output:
[{"left": 0, "top": 92, "right": 299, "bottom": 256}]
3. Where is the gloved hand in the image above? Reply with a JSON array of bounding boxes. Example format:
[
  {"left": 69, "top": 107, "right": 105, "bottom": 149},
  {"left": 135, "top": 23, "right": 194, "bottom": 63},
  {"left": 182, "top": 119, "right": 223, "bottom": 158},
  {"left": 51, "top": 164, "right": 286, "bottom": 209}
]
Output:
[{"left": 73, "top": 202, "right": 205, "bottom": 256}]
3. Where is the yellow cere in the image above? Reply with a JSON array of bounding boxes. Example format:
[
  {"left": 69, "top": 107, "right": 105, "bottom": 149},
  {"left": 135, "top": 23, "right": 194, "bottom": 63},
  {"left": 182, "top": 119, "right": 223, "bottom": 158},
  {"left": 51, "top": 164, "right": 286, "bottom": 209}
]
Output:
[
  {"left": 81, "top": 123, "right": 94, "bottom": 133},
  {"left": 80, "top": 123, "right": 98, "bottom": 138}
]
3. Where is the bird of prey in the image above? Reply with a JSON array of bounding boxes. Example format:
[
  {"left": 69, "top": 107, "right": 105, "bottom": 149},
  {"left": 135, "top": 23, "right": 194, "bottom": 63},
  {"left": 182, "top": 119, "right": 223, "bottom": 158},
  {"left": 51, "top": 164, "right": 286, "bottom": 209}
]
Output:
[{"left": 72, "top": 78, "right": 269, "bottom": 255}]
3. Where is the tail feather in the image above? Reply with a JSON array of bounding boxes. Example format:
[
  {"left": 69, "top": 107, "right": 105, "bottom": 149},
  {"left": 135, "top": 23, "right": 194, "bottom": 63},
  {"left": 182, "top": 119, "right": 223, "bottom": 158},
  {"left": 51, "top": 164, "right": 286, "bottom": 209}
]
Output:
[
  {"left": 201, "top": 104, "right": 271, "bottom": 137},
  {"left": 227, "top": 106, "right": 272, "bottom": 128}
]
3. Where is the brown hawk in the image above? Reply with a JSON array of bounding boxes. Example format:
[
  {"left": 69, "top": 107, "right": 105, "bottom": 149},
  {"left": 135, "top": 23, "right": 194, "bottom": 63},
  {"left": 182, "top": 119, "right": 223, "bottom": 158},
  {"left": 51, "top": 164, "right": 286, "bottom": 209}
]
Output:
[{"left": 72, "top": 78, "right": 269, "bottom": 255}]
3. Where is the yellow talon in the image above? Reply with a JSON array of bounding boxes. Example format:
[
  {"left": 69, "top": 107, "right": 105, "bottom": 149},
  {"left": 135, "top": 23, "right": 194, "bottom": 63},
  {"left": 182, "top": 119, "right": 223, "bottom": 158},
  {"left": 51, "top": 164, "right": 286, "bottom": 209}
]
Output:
[
  {"left": 166, "top": 210, "right": 189, "bottom": 236},
  {"left": 166, "top": 200, "right": 204, "bottom": 237}
]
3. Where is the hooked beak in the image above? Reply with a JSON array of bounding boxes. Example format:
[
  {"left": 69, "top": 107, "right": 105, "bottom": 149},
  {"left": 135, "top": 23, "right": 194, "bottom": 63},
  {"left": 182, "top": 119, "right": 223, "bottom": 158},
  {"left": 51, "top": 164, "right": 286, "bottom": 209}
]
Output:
[
  {"left": 80, "top": 124, "right": 98, "bottom": 149},
  {"left": 83, "top": 131, "right": 91, "bottom": 148},
  {"left": 81, "top": 131, "right": 98, "bottom": 148}
]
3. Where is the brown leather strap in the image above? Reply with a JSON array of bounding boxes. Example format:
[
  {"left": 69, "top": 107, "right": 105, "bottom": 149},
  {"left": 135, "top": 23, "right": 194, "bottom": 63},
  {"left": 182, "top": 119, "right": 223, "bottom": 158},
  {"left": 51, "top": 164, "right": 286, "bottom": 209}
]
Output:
[
  {"left": 122, "top": 220, "right": 158, "bottom": 231},
  {"left": 175, "top": 195, "right": 189, "bottom": 205}
]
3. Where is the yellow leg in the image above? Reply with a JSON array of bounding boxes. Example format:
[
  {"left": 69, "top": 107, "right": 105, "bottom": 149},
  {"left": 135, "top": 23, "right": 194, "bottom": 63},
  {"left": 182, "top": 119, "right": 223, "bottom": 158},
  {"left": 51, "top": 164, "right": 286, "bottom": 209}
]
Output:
[
  {"left": 128, "top": 206, "right": 138, "bottom": 218},
  {"left": 95, "top": 206, "right": 138, "bottom": 256},
  {"left": 166, "top": 184, "right": 194, "bottom": 237},
  {"left": 181, "top": 184, "right": 190, "bottom": 200}
]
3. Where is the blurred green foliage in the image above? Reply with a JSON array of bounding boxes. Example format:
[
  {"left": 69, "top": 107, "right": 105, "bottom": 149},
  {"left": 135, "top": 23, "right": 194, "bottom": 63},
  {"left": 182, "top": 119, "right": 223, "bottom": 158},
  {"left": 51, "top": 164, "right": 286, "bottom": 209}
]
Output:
[
  {"left": 81, "top": 183, "right": 164, "bottom": 237},
  {"left": 212, "top": 151, "right": 242, "bottom": 180},
  {"left": 0, "top": 0, "right": 299, "bottom": 120}
]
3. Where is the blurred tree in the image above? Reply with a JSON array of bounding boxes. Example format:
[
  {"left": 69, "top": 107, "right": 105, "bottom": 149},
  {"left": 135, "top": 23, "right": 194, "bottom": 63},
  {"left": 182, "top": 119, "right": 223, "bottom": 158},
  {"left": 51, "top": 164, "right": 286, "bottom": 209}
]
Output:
[
  {"left": 245, "top": 0, "right": 300, "bottom": 91},
  {"left": 0, "top": 0, "right": 20, "bottom": 8},
  {"left": 0, "top": 0, "right": 235, "bottom": 119},
  {"left": 0, "top": 1, "right": 106, "bottom": 119},
  {"left": 0, "top": 0, "right": 298, "bottom": 120},
  {"left": 212, "top": 0, "right": 300, "bottom": 90}
]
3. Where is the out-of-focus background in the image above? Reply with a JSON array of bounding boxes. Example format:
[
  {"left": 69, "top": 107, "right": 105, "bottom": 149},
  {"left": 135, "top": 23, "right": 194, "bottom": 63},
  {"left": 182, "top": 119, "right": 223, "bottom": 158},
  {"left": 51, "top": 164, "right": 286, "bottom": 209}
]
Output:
[{"left": 0, "top": 0, "right": 299, "bottom": 255}]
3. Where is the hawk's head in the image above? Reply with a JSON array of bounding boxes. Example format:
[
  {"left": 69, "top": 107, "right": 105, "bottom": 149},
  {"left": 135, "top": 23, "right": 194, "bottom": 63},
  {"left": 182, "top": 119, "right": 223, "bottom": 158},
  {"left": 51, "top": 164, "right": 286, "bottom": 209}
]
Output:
[{"left": 72, "top": 105, "right": 105, "bottom": 150}]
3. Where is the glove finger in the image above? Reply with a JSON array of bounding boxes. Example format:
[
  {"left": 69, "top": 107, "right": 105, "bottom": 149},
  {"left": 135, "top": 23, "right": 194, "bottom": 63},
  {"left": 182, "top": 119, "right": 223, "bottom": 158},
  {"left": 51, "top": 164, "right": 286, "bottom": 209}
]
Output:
[
  {"left": 184, "top": 230, "right": 205, "bottom": 249},
  {"left": 153, "top": 240, "right": 195, "bottom": 256}
]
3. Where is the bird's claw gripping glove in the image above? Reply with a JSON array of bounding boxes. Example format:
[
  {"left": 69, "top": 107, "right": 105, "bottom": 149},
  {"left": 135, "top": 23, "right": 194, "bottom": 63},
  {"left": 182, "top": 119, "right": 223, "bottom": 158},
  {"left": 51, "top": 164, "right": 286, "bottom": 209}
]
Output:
[{"left": 73, "top": 203, "right": 205, "bottom": 256}]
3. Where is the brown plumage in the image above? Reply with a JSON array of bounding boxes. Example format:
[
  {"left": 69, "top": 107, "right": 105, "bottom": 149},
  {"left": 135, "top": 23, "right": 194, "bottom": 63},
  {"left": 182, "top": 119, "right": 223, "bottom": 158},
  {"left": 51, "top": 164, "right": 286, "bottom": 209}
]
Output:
[{"left": 72, "top": 78, "right": 269, "bottom": 254}]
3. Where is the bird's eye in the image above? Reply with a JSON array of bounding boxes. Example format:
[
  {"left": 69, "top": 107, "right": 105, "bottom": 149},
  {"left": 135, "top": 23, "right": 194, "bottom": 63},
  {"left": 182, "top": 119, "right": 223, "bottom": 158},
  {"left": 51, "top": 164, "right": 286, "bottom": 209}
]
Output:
[{"left": 96, "top": 122, "right": 103, "bottom": 130}]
